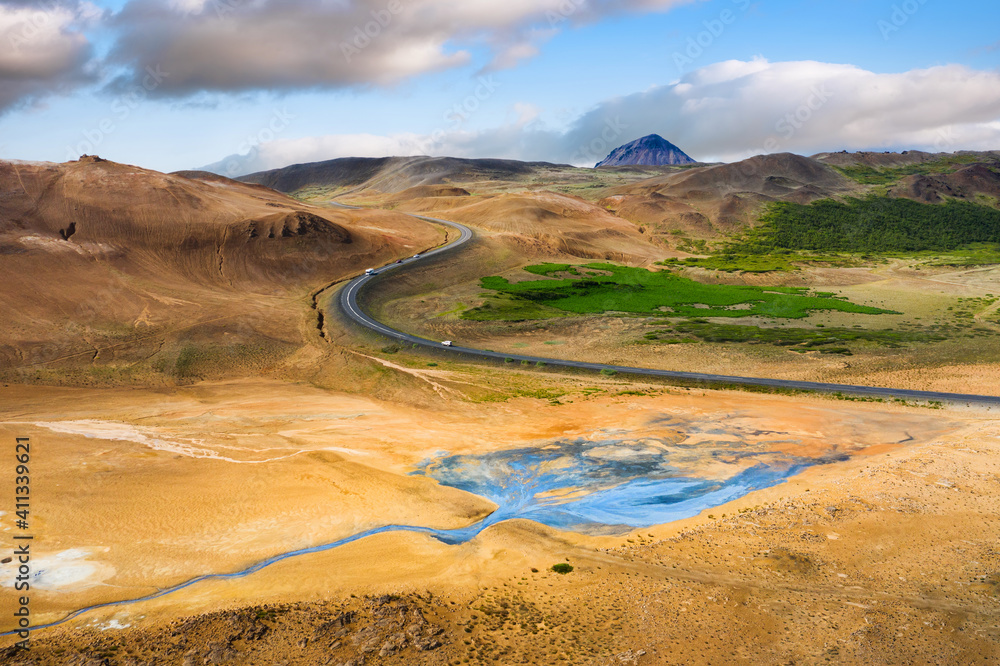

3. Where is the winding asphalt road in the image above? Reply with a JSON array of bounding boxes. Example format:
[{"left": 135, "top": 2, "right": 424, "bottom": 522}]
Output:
[{"left": 334, "top": 205, "right": 1000, "bottom": 406}]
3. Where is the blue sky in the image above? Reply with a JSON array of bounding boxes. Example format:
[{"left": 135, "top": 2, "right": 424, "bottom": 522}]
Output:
[{"left": 1, "top": 0, "right": 998, "bottom": 174}]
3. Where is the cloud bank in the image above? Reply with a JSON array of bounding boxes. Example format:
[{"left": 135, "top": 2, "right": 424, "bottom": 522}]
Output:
[
  {"left": 0, "top": 1, "right": 100, "bottom": 113},
  {"left": 105, "top": 0, "right": 693, "bottom": 96},
  {"left": 205, "top": 59, "right": 1000, "bottom": 176},
  {"left": 3, "top": 0, "right": 695, "bottom": 113}
]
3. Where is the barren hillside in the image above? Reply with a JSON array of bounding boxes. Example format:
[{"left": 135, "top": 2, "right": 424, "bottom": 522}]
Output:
[{"left": 0, "top": 157, "right": 439, "bottom": 381}]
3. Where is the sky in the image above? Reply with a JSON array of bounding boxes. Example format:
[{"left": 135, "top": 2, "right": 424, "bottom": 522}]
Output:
[{"left": 1, "top": 0, "right": 999, "bottom": 175}]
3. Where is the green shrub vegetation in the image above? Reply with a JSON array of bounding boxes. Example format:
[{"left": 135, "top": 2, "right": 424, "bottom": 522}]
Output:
[
  {"left": 657, "top": 190, "right": 1000, "bottom": 272},
  {"left": 659, "top": 253, "right": 869, "bottom": 273},
  {"left": 551, "top": 563, "right": 574, "bottom": 574},
  {"left": 832, "top": 393, "right": 945, "bottom": 409},
  {"left": 730, "top": 197, "right": 1000, "bottom": 255},
  {"left": 833, "top": 154, "right": 989, "bottom": 185},
  {"left": 169, "top": 343, "right": 279, "bottom": 379},
  {"left": 643, "top": 320, "right": 969, "bottom": 355},
  {"left": 461, "top": 292, "right": 571, "bottom": 322},
  {"left": 658, "top": 254, "right": 798, "bottom": 273},
  {"left": 467, "top": 263, "right": 893, "bottom": 320}
]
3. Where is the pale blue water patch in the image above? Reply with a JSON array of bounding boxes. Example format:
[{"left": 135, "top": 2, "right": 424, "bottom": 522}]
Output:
[{"left": 413, "top": 438, "right": 826, "bottom": 535}]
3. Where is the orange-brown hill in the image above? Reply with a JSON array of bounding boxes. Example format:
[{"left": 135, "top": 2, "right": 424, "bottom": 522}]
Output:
[
  {"left": 384, "top": 184, "right": 471, "bottom": 204},
  {"left": 0, "top": 157, "right": 439, "bottom": 380},
  {"left": 598, "top": 153, "right": 861, "bottom": 239},
  {"left": 240, "top": 156, "right": 567, "bottom": 196},
  {"left": 391, "top": 189, "right": 661, "bottom": 263}
]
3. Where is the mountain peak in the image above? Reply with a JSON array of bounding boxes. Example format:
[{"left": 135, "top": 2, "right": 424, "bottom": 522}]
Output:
[{"left": 596, "top": 134, "right": 696, "bottom": 168}]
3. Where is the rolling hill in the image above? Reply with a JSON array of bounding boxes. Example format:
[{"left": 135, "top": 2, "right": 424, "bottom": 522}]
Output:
[{"left": 0, "top": 156, "right": 439, "bottom": 381}]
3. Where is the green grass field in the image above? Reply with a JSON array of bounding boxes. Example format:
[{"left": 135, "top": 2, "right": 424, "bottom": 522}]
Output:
[
  {"left": 461, "top": 292, "right": 572, "bottom": 321},
  {"left": 463, "top": 263, "right": 894, "bottom": 320}
]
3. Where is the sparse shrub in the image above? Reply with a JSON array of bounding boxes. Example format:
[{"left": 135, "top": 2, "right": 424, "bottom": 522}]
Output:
[
  {"left": 551, "top": 563, "right": 573, "bottom": 574},
  {"left": 174, "top": 345, "right": 201, "bottom": 378},
  {"left": 600, "top": 368, "right": 617, "bottom": 376}
]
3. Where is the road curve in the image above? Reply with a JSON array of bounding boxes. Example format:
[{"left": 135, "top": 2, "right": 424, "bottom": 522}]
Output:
[{"left": 333, "top": 204, "right": 1000, "bottom": 406}]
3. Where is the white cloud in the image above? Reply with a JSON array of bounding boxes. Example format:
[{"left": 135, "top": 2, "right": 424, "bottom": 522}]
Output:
[
  {"left": 0, "top": 0, "right": 697, "bottom": 111},
  {"left": 205, "top": 59, "right": 1000, "bottom": 175},
  {"left": 0, "top": 1, "right": 99, "bottom": 113},
  {"left": 512, "top": 102, "right": 542, "bottom": 126},
  {"left": 106, "top": 0, "right": 694, "bottom": 96}
]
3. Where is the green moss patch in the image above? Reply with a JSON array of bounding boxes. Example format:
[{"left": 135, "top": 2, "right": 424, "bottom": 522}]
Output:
[{"left": 467, "top": 263, "right": 893, "bottom": 320}]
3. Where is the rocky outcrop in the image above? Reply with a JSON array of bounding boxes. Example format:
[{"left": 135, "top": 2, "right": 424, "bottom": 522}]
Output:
[{"left": 0, "top": 595, "right": 449, "bottom": 666}]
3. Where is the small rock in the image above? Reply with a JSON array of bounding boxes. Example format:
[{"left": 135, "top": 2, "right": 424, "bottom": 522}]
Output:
[
  {"left": 415, "top": 637, "right": 443, "bottom": 651},
  {"left": 378, "top": 632, "right": 407, "bottom": 657}
]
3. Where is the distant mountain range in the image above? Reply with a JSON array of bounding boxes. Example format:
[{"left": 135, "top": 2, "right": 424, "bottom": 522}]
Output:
[
  {"left": 233, "top": 148, "right": 1000, "bottom": 252},
  {"left": 596, "top": 134, "right": 696, "bottom": 168}
]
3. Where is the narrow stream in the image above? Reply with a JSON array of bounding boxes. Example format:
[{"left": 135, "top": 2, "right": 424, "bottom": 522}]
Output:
[{"left": 4, "top": 430, "right": 836, "bottom": 637}]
